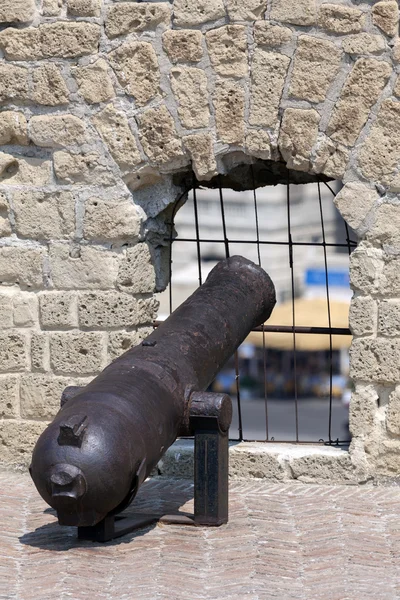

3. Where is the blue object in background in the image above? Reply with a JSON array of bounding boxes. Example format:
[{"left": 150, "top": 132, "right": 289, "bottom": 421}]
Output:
[{"left": 305, "top": 268, "right": 350, "bottom": 288}]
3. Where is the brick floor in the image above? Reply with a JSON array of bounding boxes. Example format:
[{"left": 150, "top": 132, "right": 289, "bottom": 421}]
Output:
[{"left": 1, "top": 472, "right": 400, "bottom": 600}]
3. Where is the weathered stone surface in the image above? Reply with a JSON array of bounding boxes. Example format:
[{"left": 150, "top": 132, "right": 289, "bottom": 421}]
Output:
[
  {"left": 245, "top": 129, "right": 272, "bottom": 160},
  {"left": 0, "top": 333, "right": 27, "bottom": 372},
  {"left": 350, "top": 338, "right": 400, "bottom": 383},
  {"left": 42, "top": 0, "right": 62, "bottom": 16},
  {"left": 226, "top": 0, "right": 267, "bottom": 21},
  {"left": 0, "top": 153, "right": 17, "bottom": 179},
  {"left": 20, "top": 374, "right": 68, "bottom": 419},
  {"left": 270, "top": 0, "right": 316, "bottom": 26},
  {"left": 213, "top": 79, "right": 245, "bottom": 143},
  {"left": 350, "top": 245, "right": 383, "bottom": 295},
  {"left": 0, "top": 156, "right": 52, "bottom": 187},
  {"left": 53, "top": 151, "right": 116, "bottom": 186},
  {"left": 31, "top": 63, "right": 69, "bottom": 106},
  {"left": 13, "top": 190, "right": 75, "bottom": 241},
  {"left": 183, "top": 133, "right": 217, "bottom": 180},
  {"left": 123, "top": 166, "right": 163, "bottom": 192},
  {"left": 386, "top": 388, "right": 400, "bottom": 435},
  {"left": 173, "top": 0, "right": 226, "bottom": 26},
  {"left": 50, "top": 332, "right": 105, "bottom": 375},
  {"left": 109, "top": 41, "right": 160, "bottom": 107},
  {"left": 139, "top": 104, "right": 186, "bottom": 165},
  {"left": 342, "top": 33, "right": 386, "bottom": 55},
  {"left": 372, "top": 0, "right": 399, "bottom": 37},
  {"left": 250, "top": 49, "right": 290, "bottom": 126},
  {"left": 39, "top": 292, "right": 78, "bottom": 330},
  {"left": 92, "top": 104, "right": 141, "bottom": 169},
  {"left": 13, "top": 294, "right": 37, "bottom": 328},
  {"left": 40, "top": 22, "right": 100, "bottom": 58},
  {"left": 318, "top": 4, "right": 366, "bottom": 34},
  {"left": 349, "top": 296, "right": 376, "bottom": 336},
  {"left": 313, "top": 136, "right": 349, "bottom": 179},
  {"left": 206, "top": 25, "right": 248, "bottom": 77},
  {"left": 333, "top": 182, "right": 379, "bottom": 232},
  {"left": 117, "top": 244, "right": 156, "bottom": 294},
  {"left": 327, "top": 58, "right": 391, "bottom": 147},
  {"left": 30, "top": 332, "right": 49, "bottom": 372},
  {"left": 108, "top": 328, "right": 153, "bottom": 362},
  {"left": 0, "top": 247, "right": 44, "bottom": 289},
  {"left": 0, "top": 112, "right": 28, "bottom": 146},
  {"left": 162, "top": 29, "right": 203, "bottom": 63},
  {"left": 381, "top": 254, "right": 400, "bottom": 296},
  {"left": 358, "top": 99, "right": 400, "bottom": 187},
  {"left": 106, "top": 2, "right": 171, "bottom": 38},
  {"left": 78, "top": 292, "right": 138, "bottom": 329},
  {"left": 137, "top": 297, "right": 160, "bottom": 324},
  {"left": 253, "top": 21, "right": 292, "bottom": 46},
  {"left": 289, "top": 36, "right": 342, "bottom": 103},
  {"left": 349, "top": 384, "right": 377, "bottom": 437},
  {"left": 29, "top": 115, "right": 87, "bottom": 148},
  {"left": 0, "top": 64, "right": 29, "bottom": 101},
  {"left": 73, "top": 60, "right": 115, "bottom": 105},
  {"left": 67, "top": 0, "right": 102, "bottom": 17},
  {"left": 0, "top": 194, "right": 11, "bottom": 238},
  {"left": 367, "top": 202, "right": 400, "bottom": 246},
  {"left": 378, "top": 300, "right": 400, "bottom": 336},
  {"left": 278, "top": 108, "right": 320, "bottom": 172},
  {"left": 0, "top": 420, "right": 46, "bottom": 466},
  {"left": 0, "top": 376, "right": 18, "bottom": 418},
  {"left": 393, "top": 40, "right": 400, "bottom": 63},
  {"left": 0, "top": 293, "right": 13, "bottom": 329},
  {"left": 49, "top": 244, "right": 119, "bottom": 290},
  {"left": 170, "top": 67, "right": 210, "bottom": 129},
  {"left": 84, "top": 197, "right": 141, "bottom": 243},
  {"left": 0, "top": 28, "right": 42, "bottom": 60},
  {"left": 0, "top": 0, "right": 35, "bottom": 23},
  {"left": 290, "top": 452, "right": 355, "bottom": 483}
]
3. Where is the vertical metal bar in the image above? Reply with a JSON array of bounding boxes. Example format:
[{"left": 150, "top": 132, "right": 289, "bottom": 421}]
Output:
[
  {"left": 218, "top": 176, "right": 230, "bottom": 259},
  {"left": 192, "top": 178, "right": 203, "bottom": 286}
]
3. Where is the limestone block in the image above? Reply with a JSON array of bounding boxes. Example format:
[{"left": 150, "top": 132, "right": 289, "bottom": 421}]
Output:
[
  {"left": 78, "top": 292, "right": 139, "bottom": 329},
  {"left": 0, "top": 376, "right": 18, "bottom": 419},
  {"left": 318, "top": 4, "right": 366, "bottom": 34},
  {"left": 327, "top": 58, "right": 391, "bottom": 147},
  {"left": 0, "top": 193, "right": 11, "bottom": 238},
  {"left": 0, "top": 156, "right": 52, "bottom": 187},
  {"left": 213, "top": 79, "right": 245, "bottom": 144},
  {"left": 0, "top": 332, "right": 27, "bottom": 372},
  {"left": 0, "top": 153, "right": 18, "bottom": 178},
  {"left": 226, "top": 0, "right": 267, "bottom": 20},
  {"left": 367, "top": 203, "right": 400, "bottom": 246},
  {"left": 290, "top": 453, "right": 355, "bottom": 483},
  {"left": 123, "top": 166, "right": 163, "bottom": 191},
  {"left": 73, "top": 60, "right": 115, "bottom": 105},
  {"left": 245, "top": 130, "right": 272, "bottom": 160},
  {"left": 67, "top": 0, "right": 102, "bottom": 17},
  {"left": 54, "top": 151, "right": 116, "bottom": 186},
  {"left": 49, "top": 332, "right": 104, "bottom": 375},
  {"left": 40, "top": 22, "right": 100, "bottom": 58},
  {"left": 349, "top": 245, "right": 383, "bottom": 294},
  {"left": 253, "top": 21, "right": 292, "bottom": 47},
  {"left": 13, "top": 190, "right": 75, "bottom": 241},
  {"left": 170, "top": 67, "right": 210, "bottom": 129},
  {"left": 342, "top": 33, "right": 386, "bottom": 55},
  {"left": 20, "top": 374, "right": 68, "bottom": 419},
  {"left": 348, "top": 384, "right": 378, "bottom": 437},
  {"left": 349, "top": 296, "right": 376, "bottom": 336},
  {"left": 270, "top": 0, "right": 316, "bottom": 26},
  {"left": 139, "top": 104, "right": 186, "bottom": 165},
  {"left": 83, "top": 197, "right": 141, "bottom": 243},
  {"left": 92, "top": 104, "right": 141, "bottom": 169},
  {"left": 0, "top": 247, "right": 44, "bottom": 289},
  {"left": 0, "top": 293, "right": 13, "bottom": 329},
  {"left": 249, "top": 49, "right": 290, "bottom": 126},
  {"left": 117, "top": 244, "right": 156, "bottom": 294},
  {"left": 0, "top": 112, "right": 28, "bottom": 146},
  {"left": 0, "top": 64, "right": 29, "bottom": 102},
  {"left": 289, "top": 36, "right": 342, "bottom": 103},
  {"left": 372, "top": 0, "right": 399, "bottom": 37},
  {"left": 39, "top": 292, "right": 78, "bottom": 329},
  {"left": 0, "top": 27, "right": 42, "bottom": 60},
  {"left": 0, "top": 420, "right": 46, "bottom": 467},
  {"left": 313, "top": 137, "right": 349, "bottom": 180},
  {"left": 381, "top": 254, "right": 400, "bottom": 296},
  {"left": 378, "top": 300, "right": 400, "bottom": 336},
  {"left": 31, "top": 332, "right": 49, "bottom": 372},
  {"left": 162, "top": 30, "right": 203, "bottom": 63},
  {"left": 13, "top": 294, "right": 38, "bottom": 328},
  {"left": 173, "top": 0, "right": 226, "bottom": 26},
  {"left": 108, "top": 328, "right": 153, "bottom": 362},
  {"left": 109, "top": 41, "right": 160, "bottom": 107},
  {"left": 183, "top": 133, "right": 217, "bottom": 180},
  {"left": 42, "top": 0, "right": 62, "bottom": 16},
  {"left": 29, "top": 115, "right": 87, "bottom": 148},
  {"left": 0, "top": 0, "right": 36, "bottom": 23},
  {"left": 278, "top": 108, "right": 320, "bottom": 172},
  {"left": 333, "top": 182, "right": 379, "bottom": 232},
  {"left": 49, "top": 244, "right": 119, "bottom": 290},
  {"left": 393, "top": 40, "right": 400, "bottom": 63},
  {"left": 205, "top": 25, "right": 248, "bottom": 77},
  {"left": 386, "top": 388, "right": 400, "bottom": 435},
  {"left": 137, "top": 297, "right": 159, "bottom": 324},
  {"left": 31, "top": 63, "right": 69, "bottom": 106},
  {"left": 349, "top": 338, "right": 400, "bottom": 383},
  {"left": 358, "top": 100, "right": 400, "bottom": 186},
  {"left": 106, "top": 2, "right": 171, "bottom": 38}
]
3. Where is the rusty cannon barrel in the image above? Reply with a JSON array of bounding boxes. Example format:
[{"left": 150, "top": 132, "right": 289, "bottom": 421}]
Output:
[{"left": 30, "top": 256, "right": 276, "bottom": 530}]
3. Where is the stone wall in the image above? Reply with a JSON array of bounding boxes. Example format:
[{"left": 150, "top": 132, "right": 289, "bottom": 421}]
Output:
[{"left": 0, "top": 0, "right": 399, "bottom": 480}]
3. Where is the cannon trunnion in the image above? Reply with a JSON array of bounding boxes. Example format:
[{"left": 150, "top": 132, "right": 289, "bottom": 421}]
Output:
[{"left": 30, "top": 256, "right": 276, "bottom": 542}]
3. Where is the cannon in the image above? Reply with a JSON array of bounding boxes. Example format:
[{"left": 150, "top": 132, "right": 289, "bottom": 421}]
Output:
[{"left": 30, "top": 256, "right": 276, "bottom": 541}]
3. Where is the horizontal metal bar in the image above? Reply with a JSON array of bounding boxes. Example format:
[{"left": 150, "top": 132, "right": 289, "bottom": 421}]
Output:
[
  {"left": 172, "top": 237, "right": 357, "bottom": 248},
  {"left": 155, "top": 322, "right": 352, "bottom": 336}
]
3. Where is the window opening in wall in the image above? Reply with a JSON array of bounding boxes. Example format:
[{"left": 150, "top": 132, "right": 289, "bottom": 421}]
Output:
[{"left": 157, "top": 175, "right": 357, "bottom": 446}]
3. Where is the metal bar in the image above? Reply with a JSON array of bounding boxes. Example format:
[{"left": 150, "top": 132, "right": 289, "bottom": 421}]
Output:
[
  {"left": 192, "top": 182, "right": 203, "bottom": 287},
  {"left": 154, "top": 321, "right": 352, "bottom": 336}
]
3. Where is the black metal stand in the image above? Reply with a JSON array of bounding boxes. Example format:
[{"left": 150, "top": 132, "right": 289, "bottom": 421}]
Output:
[{"left": 77, "top": 392, "right": 231, "bottom": 543}]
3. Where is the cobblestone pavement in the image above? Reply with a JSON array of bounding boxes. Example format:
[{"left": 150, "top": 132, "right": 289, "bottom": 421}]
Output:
[{"left": 1, "top": 471, "right": 400, "bottom": 600}]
